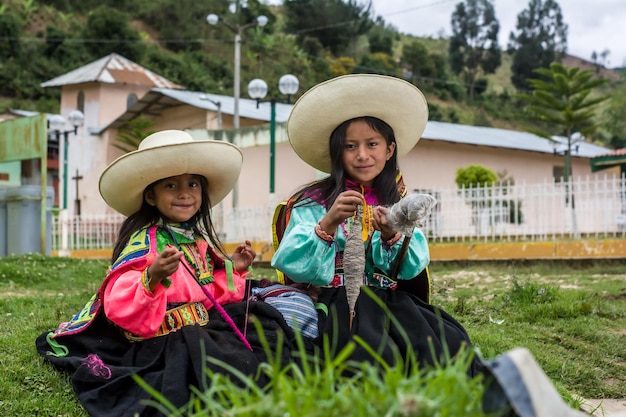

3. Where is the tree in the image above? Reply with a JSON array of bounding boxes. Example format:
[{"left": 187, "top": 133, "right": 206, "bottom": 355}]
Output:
[
  {"left": 455, "top": 164, "right": 498, "bottom": 188},
  {"left": 508, "top": 0, "right": 568, "bottom": 91},
  {"left": 401, "top": 41, "right": 437, "bottom": 87},
  {"left": 455, "top": 164, "right": 498, "bottom": 234},
  {"left": 603, "top": 73, "right": 626, "bottom": 149},
  {"left": 367, "top": 16, "right": 397, "bottom": 55},
  {"left": 0, "top": 11, "right": 23, "bottom": 61},
  {"left": 114, "top": 117, "right": 156, "bottom": 153},
  {"left": 591, "top": 49, "right": 611, "bottom": 73},
  {"left": 517, "top": 62, "right": 608, "bottom": 237},
  {"left": 358, "top": 52, "right": 400, "bottom": 76},
  {"left": 449, "top": 0, "right": 501, "bottom": 101},
  {"left": 283, "top": 0, "right": 373, "bottom": 56},
  {"left": 81, "top": 6, "right": 146, "bottom": 61}
]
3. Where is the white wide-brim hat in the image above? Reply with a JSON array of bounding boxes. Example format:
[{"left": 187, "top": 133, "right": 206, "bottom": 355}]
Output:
[
  {"left": 287, "top": 74, "right": 428, "bottom": 173},
  {"left": 99, "top": 130, "right": 243, "bottom": 216}
]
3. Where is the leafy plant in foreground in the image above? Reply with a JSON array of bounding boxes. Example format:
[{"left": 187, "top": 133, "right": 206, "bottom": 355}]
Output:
[{"left": 134, "top": 287, "right": 486, "bottom": 417}]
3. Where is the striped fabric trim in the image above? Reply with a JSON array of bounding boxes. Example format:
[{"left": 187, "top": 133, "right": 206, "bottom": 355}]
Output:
[
  {"left": 251, "top": 285, "right": 319, "bottom": 339},
  {"left": 124, "top": 302, "right": 209, "bottom": 342}
]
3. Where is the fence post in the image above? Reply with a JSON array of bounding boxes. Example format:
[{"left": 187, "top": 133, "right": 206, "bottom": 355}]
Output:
[{"left": 59, "top": 210, "right": 70, "bottom": 257}]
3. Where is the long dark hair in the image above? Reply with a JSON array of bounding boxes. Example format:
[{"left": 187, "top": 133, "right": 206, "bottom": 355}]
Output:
[
  {"left": 292, "top": 116, "right": 401, "bottom": 209},
  {"left": 111, "top": 175, "right": 227, "bottom": 262}
]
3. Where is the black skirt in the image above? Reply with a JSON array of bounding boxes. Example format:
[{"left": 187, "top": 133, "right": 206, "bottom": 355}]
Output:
[
  {"left": 315, "top": 286, "right": 483, "bottom": 377},
  {"left": 36, "top": 301, "right": 306, "bottom": 417},
  {"left": 37, "top": 289, "right": 481, "bottom": 416}
]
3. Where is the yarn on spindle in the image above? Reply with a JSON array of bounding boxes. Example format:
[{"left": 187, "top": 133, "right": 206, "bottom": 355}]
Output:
[
  {"left": 386, "top": 193, "right": 437, "bottom": 235},
  {"left": 343, "top": 206, "right": 365, "bottom": 322}
]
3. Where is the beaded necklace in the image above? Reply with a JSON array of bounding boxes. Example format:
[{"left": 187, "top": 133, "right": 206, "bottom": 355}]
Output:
[
  {"left": 165, "top": 223, "right": 214, "bottom": 285},
  {"left": 342, "top": 183, "right": 373, "bottom": 242},
  {"left": 163, "top": 224, "right": 251, "bottom": 351}
]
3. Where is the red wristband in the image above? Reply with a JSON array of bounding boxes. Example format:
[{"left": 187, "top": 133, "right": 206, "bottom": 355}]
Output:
[{"left": 315, "top": 222, "right": 335, "bottom": 242}]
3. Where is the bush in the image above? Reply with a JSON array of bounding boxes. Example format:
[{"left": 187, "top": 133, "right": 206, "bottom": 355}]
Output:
[{"left": 455, "top": 165, "right": 498, "bottom": 188}]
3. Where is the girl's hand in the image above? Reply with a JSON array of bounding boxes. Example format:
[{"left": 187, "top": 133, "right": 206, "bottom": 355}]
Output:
[
  {"left": 231, "top": 240, "right": 255, "bottom": 272},
  {"left": 373, "top": 206, "right": 397, "bottom": 241},
  {"left": 148, "top": 245, "right": 183, "bottom": 290},
  {"left": 319, "top": 190, "right": 364, "bottom": 234}
]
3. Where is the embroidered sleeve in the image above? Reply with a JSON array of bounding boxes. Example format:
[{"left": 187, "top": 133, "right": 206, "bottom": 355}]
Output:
[
  {"left": 103, "top": 269, "right": 169, "bottom": 338},
  {"left": 271, "top": 202, "right": 337, "bottom": 285}
]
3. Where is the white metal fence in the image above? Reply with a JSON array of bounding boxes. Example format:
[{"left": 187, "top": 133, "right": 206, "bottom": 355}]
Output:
[{"left": 52, "top": 175, "right": 626, "bottom": 252}]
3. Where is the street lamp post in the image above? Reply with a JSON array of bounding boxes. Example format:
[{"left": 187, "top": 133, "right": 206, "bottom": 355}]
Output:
[
  {"left": 247, "top": 74, "right": 300, "bottom": 199},
  {"left": 199, "top": 95, "right": 223, "bottom": 129},
  {"left": 206, "top": 10, "right": 268, "bottom": 132},
  {"left": 47, "top": 110, "right": 85, "bottom": 210},
  {"left": 47, "top": 109, "right": 84, "bottom": 257},
  {"left": 206, "top": 5, "right": 267, "bottom": 209}
]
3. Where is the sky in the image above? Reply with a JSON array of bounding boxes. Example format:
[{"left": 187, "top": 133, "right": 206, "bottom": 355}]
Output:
[{"left": 370, "top": 0, "right": 626, "bottom": 69}]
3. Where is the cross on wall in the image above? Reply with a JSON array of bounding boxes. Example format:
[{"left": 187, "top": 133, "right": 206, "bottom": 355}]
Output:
[{"left": 72, "top": 169, "right": 83, "bottom": 216}]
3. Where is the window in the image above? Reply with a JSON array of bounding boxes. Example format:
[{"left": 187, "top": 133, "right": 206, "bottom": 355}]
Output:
[
  {"left": 553, "top": 165, "right": 565, "bottom": 183},
  {"left": 127, "top": 93, "right": 138, "bottom": 109},
  {"left": 77, "top": 91, "right": 85, "bottom": 113}
]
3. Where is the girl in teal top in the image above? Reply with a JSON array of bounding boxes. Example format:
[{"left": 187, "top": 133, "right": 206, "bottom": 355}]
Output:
[{"left": 272, "top": 74, "right": 482, "bottom": 376}]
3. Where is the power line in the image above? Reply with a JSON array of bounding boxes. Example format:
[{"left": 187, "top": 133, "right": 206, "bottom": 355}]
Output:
[
  {"left": 373, "top": 0, "right": 456, "bottom": 19},
  {"left": 0, "top": 3, "right": 524, "bottom": 94}
]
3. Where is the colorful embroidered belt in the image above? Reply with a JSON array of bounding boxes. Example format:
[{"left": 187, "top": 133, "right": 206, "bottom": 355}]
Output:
[
  {"left": 125, "top": 302, "right": 210, "bottom": 342},
  {"left": 330, "top": 252, "right": 397, "bottom": 289},
  {"left": 328, "top": 272, "right": 397, "bottom": 289}
]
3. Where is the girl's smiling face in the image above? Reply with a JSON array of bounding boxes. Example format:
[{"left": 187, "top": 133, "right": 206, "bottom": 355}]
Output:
[
  {"left": 342, "top": 119, "right": 395, "bottom": 187},
  {"left": 145, "top": 174, "right": 203, "bottom": 223}
]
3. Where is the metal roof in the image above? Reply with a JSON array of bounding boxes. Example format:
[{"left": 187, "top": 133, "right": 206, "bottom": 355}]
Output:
[
  {"left": 422, "top": 121, "right": 610, "bottom": 158},
  {"left": 40, "top": 53, "right": 182, "bottom": 89},
  {"left": 9, "top": 109, "right": 64, "bottom": 126},
  {"left": 100, "top": 87, "right": 293, "bottom": 133},
  {"left": 35, "top": 53, "right": 615, "bottom": 159},
  {"left": 154, "top": 88, "right": 294, "bottom": 123},
  {"left": 98, "top": 93, "right": 612, "bottom": 157}
]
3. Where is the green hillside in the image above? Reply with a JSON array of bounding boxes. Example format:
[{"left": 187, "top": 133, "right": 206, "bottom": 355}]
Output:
[{"left": 1, "top": 0, "right": 624, "bottom": 146}]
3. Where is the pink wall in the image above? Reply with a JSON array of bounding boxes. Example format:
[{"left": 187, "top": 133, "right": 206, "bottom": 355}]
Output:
[
  {"left": 402, "top": 139, "right": 600, "bottom": 191},
  {"left": 235, "top": 136, "right": 609, "bottom": 208},
  {"left": 56, "top": 86, "right": 617, "bottom": 214}
]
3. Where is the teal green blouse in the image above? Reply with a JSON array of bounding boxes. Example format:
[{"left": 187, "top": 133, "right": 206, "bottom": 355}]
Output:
[{"left": 271, "top": 198, "right": 430, "bottom": 287}]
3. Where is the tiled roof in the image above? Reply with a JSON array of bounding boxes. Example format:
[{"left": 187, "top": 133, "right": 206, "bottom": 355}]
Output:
[
  {"left": 40, "top": 53, "right": 182, "bottom": 89},
  {"left": 594, "top": 148, "right": 626, "bottom": 158},
  {"left": 589, "top": 147, "right": 626, "bottom": 172}
]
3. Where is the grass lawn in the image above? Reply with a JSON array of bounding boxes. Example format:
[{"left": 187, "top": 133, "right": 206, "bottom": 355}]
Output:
[{"left": 1, "top": 255, "right": 624, "bottom": 416}]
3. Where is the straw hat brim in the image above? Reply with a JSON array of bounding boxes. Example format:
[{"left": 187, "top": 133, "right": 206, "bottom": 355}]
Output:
[
  {"left": 99, "top": 140, "right": 242, "bottom": 216},
  {"left": 287, "top": 74, "right": 429, "bottom": 173}
]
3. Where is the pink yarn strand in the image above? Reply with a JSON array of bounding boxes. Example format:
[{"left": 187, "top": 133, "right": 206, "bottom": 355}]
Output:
[
  {"left": 199, "top": 283, "right": 253, "bottom": 351},
  {"left": 165, "top": 238, "right": 253, "bottom": 351},
  {"left": 179, "top": 260, "right": 252, "bottom": 351}
]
